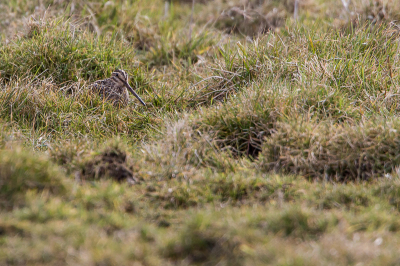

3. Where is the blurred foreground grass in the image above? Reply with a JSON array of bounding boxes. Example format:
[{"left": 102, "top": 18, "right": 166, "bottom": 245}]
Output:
[{"left": 1, "top": 0, "right": 400, "bottom": 264}]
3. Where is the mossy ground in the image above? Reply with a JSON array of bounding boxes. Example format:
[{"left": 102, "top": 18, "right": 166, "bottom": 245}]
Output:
[{"left": 1, "top": 0, "right": 400, "bottom": 265}]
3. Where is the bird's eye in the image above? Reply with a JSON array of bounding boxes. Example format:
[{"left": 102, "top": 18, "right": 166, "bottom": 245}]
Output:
[{"left": 116, "top": 74, "right": 119, "bottom": 77}]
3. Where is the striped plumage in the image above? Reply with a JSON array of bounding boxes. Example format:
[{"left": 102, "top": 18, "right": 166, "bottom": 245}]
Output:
[{"left": 91, "top": 69, "right": 146, "bottom": 107}]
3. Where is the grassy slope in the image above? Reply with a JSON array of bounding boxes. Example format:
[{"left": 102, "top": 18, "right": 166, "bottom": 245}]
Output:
[{"left": 1, "top": 0, "right": 400, "bottom": 265}]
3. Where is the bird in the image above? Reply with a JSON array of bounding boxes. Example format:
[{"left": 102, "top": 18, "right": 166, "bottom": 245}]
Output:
[{"left": 91, "top": 69, "right": 146, "bottom": 107}]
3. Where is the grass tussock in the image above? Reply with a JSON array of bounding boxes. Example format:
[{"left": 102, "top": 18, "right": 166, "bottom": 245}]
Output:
[
  {"left": 0, "top": 148, "right": 69, "bottom": 209},
  {"left": 190, "top": 23, "right": 400, "bottom": 111},
  {"left": 142, "top": 115, "right": 236, "bottom": 178},
  {"left": 0, "top": 77, "right": 154, "bottom": 141},
  {"left": 0, "top": 17, "right": 138, "bottom": 83},
  {"left": 260, "top": 119, "right": 400, "bottom": 181}
]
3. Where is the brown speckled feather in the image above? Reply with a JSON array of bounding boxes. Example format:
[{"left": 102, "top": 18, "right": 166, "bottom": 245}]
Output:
[
  {"left": 91, "top": 78, "right": 130, "bottom": 106},
  {"left": 90, "top": 69, "right": 146, "bottom": 107}
]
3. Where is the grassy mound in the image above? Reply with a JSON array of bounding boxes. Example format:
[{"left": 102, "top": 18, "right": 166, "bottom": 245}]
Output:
[
  {"left": 260, "top": 119, "right": 400, "bottom": 181},
  {"left": 80, "top": 142, "right": 138, "bottom": 183},
  {"left": 164, "top": 215, "right": 243, "bottom": 264},
  {"left": 0, "top": 148, "right": 69, "bottom": 209},
  {"left": 0, "top": 18, "right": 136, "bottom": 83},
  {"left": 0, "top": 78, "right": 153, "bottom": 141}
]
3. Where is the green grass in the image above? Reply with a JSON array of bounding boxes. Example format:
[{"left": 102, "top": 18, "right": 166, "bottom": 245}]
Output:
[
  {"left": 2, "top": 0, "right": 400, "bottom": 264},
  {"left": 0, "top": 148, "right": 69, "bottom": 209}
]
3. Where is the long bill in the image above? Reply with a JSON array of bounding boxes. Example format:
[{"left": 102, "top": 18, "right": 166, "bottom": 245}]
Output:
[{"left": 121, "top": 79, "right": 146, "bottom": 106}]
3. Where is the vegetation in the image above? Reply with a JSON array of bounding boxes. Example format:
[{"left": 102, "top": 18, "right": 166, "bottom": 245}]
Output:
[{"left": 1, "top": 0, "right": 400, "bottom": 264}]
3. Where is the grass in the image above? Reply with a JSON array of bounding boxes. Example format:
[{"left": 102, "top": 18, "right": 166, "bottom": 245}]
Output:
[
  {"left": 1, "top": 0, "right": 400, "bottom": 264},
  {"left": 259, "top": 118, "right": 400, "bottom": 181},
  {"left": 0, "top": 147, "right": 69, "bottom": 209}
]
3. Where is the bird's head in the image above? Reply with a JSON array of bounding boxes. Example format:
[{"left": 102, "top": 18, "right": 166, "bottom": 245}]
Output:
[
  {"left": 111, "top": 69, "right": 128, "bottom": 87},
  {"left": 111, "top": 69, "right": 146, "bottom": 106}
]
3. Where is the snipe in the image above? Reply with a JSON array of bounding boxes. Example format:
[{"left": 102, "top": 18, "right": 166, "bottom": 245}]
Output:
[{"left": 91, "top": 69, "right": 146, "bottom": 106}]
